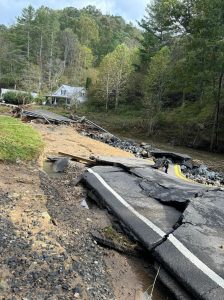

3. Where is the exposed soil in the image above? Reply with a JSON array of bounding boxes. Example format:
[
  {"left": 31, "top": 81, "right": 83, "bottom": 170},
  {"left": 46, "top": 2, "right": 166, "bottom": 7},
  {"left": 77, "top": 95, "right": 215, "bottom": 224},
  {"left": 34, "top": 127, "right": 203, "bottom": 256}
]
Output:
[
  {"left": 32, "top": 124, "right": 134, "bottom": 163},
  {"left": 0, "top": 122, "right": 171, "bottom": 300}
]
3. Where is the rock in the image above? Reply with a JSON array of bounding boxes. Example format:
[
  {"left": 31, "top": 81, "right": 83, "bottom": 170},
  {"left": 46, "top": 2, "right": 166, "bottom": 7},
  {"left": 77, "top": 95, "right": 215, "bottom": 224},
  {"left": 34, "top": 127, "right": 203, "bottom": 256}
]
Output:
[
  {"left": 152, "top": 158, "right": 164, "bottom": 169},
  {"left": 0, "top": 279, "right": 8, "bottom": 291},
  {"left": 198, "top": 164, "right": 208, "bottom": 175},
  {"left": 80, "top": 116, "right": 86, "bottom": 123},
  {"left": 70, "top": 175, "right": 83, "bottom": 187},
  {"left": 141, "top": 150, "right": 148, "bottom": 158},
  {"left": 99, "top": 133, "right": 114, "bottom": 141},
  {"left": 53, "top": 158, "right": 69, "bottom": 173},
  {"left": 182, "top": 160, "right": 193, "bottom": 169},
  {"left": 72, "top": 284, "right": 83, "bottom": 296},
  {"left": 181, "top": 165, "right": 187, "bottom": 172}
]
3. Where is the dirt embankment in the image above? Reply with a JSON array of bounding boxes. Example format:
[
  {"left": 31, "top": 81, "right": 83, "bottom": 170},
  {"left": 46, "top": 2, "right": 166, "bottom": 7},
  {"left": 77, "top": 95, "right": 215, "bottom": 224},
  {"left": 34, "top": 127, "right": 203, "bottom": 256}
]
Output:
[
  {"left": 33, "top": 124, "right": 134, "bottom": 163},
  {"left": 0, "top": 123, "right": 169, "bottom": 300}
]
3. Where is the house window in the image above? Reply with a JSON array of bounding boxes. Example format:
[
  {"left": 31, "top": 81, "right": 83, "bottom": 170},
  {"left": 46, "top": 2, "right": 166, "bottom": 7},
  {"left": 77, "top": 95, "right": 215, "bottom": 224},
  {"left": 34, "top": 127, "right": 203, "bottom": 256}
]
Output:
[{"left": 61, "top": 89, "right": 66, "bottom": 96}]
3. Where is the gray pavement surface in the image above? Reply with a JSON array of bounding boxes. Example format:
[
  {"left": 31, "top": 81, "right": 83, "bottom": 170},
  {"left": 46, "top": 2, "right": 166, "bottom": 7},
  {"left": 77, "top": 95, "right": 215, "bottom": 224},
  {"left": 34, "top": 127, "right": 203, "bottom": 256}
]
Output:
[
  {"left": 23, "top": 109, "right": 73, "bottom": 123},
  {"left": 94, "top": 155, "right": 153, "bottom": 168},
  {"left": 84, "top": 162, "right": 224, "bottom": 300}
]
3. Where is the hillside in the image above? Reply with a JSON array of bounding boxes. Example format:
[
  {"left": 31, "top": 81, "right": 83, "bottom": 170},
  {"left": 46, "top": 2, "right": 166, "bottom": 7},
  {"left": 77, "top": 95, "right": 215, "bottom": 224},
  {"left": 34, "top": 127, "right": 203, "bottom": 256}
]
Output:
[{"left": 1, "top": 1, "right": 224, "bottom": 152}]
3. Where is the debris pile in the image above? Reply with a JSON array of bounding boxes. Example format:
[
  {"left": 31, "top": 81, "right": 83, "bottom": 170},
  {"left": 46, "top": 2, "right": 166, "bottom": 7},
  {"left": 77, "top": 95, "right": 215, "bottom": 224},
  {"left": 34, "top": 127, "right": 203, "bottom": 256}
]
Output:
[
  {"left": 81, "top": 131, "right": 154, "bottom": 158},
  {"left": 181, "top": 163, "right": 224, "bottom": 186}
]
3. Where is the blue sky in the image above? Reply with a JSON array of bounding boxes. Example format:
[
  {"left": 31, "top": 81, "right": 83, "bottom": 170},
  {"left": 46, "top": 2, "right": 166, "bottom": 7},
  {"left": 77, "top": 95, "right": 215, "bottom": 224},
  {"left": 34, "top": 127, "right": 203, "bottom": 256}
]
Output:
[{"left": 0, "top": 0, "right": 150, "bottom": 26}]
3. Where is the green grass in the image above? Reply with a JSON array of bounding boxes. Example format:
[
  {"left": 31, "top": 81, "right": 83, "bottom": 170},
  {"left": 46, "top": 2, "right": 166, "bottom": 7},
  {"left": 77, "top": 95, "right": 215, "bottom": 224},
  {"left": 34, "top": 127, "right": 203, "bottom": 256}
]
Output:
[
  {"left": 102, "top": 226, "right": 137, "bottom": 249},
  {"left": 0, "top": 116, "right": 44, "bottom": 161},
  {"left": 77, "top": 104, "right": 145, "bottom": 136},
  {"left": 0, "top": 106, "right": 11, "bottom": 114}
]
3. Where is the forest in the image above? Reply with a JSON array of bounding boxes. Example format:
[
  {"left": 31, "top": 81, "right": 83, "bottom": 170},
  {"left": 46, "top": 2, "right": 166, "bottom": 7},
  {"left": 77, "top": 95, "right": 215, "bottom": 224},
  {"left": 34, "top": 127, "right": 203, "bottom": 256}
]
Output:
[{"left": 0, "top": 0, "right": 224, "bottom": 152}]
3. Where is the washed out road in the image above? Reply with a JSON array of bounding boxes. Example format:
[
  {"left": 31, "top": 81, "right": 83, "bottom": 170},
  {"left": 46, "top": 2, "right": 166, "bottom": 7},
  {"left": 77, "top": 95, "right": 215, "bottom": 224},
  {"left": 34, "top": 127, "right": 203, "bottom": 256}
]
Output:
[{"left": 84, "top": 157, "right": 224, "bottom": 300}]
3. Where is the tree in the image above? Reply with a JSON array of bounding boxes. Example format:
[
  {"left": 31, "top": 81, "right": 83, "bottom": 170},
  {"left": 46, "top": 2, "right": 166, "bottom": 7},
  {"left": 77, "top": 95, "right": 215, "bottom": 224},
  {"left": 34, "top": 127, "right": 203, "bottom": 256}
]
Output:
[
  {"left": 111, "top": 44, "right": 134, "bottom": 110},
  {"left": 77, "top": 14, "right": 99, "bottom": 47},
  {"left": 97, "top": 52, "right": 116, "bottom": 110},
  {"left": 96, "top": 44, "right": 134, "bottom": 110},
  {"left": 17, "top": 5, "right": 35, "bottom": 61},
  {"left": 143, "top": 46, "right": 171, "bottom": 134}
]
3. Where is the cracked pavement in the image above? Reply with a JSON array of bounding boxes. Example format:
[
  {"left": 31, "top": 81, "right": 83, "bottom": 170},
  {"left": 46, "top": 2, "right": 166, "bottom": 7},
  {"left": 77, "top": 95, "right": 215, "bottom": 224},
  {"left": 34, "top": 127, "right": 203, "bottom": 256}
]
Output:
[{"left": 84, "top": 159, "right": 224, "bottom": 300}]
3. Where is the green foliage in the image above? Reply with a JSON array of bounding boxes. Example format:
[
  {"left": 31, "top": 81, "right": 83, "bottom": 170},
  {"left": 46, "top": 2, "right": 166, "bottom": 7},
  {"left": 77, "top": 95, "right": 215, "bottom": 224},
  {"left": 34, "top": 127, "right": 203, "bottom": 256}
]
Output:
[
  {"left": 137, "top": 0, "right": 224, "bottom": 150},
  {"left": 96, "top": 44, "right": 136, "bottom": 110},
  {"left": 0, "top": 5, "right": 140, "bottom": 91},
  {"left": 34, "top": 94, "right": 45, "bottom": 105},
  {"left": 1, "top": 2, "right": 224, "bottom": 151},
  {"left": 0, "top": 116, "right": 43, "bottom": 161},
  {"left": 3, "top": 91, "right": 33, "bottom": 105}
]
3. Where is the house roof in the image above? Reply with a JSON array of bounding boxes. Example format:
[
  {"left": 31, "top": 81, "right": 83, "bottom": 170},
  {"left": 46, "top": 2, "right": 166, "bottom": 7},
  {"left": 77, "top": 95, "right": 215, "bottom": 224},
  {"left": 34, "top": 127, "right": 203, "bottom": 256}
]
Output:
[{"left": 52, "top": 85, "right": 85, "bottom": 98}]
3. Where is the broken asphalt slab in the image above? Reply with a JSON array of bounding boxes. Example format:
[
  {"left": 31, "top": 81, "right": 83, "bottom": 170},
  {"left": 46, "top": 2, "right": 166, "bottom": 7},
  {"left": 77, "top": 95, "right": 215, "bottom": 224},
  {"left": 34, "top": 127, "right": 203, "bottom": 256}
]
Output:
[
  {"left": 23, "top": 109, "right": 74, "bottom": 123},
  {"left": 91, "top": 155, "right": 153, "bottom": 168},
  {"left": 150, "top": 150, "right": 191, "bottom": 163},
  {"left": 154, "top": 190, "right": 224, "bottom": 299},
  {"left": 84, "top": 166, "right": 181, "bottom": 249},
  {"left": 83, "top": 163, "right": 224, "bottom": 299},
  {"left": 131, "top": 167, "right": 206, "bottom": 209}
]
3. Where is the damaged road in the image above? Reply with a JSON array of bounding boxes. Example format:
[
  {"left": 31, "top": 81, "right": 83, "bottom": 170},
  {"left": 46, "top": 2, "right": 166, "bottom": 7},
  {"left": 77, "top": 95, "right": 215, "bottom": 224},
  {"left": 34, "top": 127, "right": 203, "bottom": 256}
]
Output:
[{"left": 83, "top": 158, "right": 224, "bottom": 300}]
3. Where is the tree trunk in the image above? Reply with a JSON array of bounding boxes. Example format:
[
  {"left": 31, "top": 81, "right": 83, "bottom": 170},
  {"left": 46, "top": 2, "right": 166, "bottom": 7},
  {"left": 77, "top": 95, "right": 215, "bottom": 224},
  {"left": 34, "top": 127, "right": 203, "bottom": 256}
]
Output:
[
  {"left": 105, "top": 75, "right": 110, "bottom": 111},
  {"left": 38, "top": 33, "right": 43, "bottom": 92},
  {"left": 115, "top": 84, "right": 119, "bottom": 111},
  {"left": 49, "top": 31, "right": 54, "bottom": 91},
  {"left": 27, "top": 29, "right": 30, "bottom": 61},
  {"left": 182, "top": 90, "right": 186, "bottom": 107},
  {"left": 210, "top": 73, "right": 223, "bottom": 151}
]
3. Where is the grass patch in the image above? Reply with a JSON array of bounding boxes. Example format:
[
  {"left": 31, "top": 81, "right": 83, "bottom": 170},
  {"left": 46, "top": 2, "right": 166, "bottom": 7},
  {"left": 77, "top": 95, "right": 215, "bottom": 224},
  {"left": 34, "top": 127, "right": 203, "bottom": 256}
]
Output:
[
  {"left": 0, "top": 116, "right": 43, "bottom": 161},
  {"left": 0, "top": 106, "right": 11, "bottom": 114},
  {"left": 77, "top": 104, "right": 145, "bottom": 136},
  {"left": 102, "top": 226, "right": 137, "bottom": 250}
]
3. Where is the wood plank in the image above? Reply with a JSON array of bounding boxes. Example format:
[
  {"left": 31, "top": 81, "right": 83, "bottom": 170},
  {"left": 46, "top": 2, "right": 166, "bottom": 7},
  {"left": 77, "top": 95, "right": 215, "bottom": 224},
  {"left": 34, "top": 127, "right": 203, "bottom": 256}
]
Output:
[{"left": 58, "top": 151, "right": 96, "bottom": 165}]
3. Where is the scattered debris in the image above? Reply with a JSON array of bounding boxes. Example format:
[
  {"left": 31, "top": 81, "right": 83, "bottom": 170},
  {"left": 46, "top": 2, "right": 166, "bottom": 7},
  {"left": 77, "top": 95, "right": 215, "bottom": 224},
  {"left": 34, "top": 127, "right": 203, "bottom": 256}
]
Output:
[
  {"left": 11, "top": 106, "right": 23, "bottom": 118},
  {"left": 12, "top": 107, "right": 224, "bottom": 186},
  {"left": 70, "top": 114, "right": 109, "bottom": 133},
  {"left": 80, "top": 199, "right": 89, "bottom": 209},
  {"left": 181, "top": 163, "right": 224, "bottom": 186},
  {"left": 81, "top": 130, "right": 154, "bottom": 159},
  {"left": 91, "top": 227, "right": 141, "bottom": 256}
]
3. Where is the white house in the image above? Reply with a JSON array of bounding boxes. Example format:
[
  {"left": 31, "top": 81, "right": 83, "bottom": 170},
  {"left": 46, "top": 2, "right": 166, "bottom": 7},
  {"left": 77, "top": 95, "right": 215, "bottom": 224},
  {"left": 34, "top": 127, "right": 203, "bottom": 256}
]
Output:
[{"left": 46, "top": 85, "right": 87, "bottom": 106}]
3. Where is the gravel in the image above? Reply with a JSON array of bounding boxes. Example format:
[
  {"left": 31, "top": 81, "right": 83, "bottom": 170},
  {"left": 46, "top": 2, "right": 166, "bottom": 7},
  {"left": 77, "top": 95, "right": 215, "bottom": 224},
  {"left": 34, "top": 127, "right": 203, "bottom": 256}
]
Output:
[
  {"left": 0, "top": 161, "right": 115, "bottom": 300},
  {"left": 181, "top": 163, "right": 224, "bottom": 186},
  {"left": 40, "top": 163, "right": 115, "bottom": 300},
  {"left": 80, "top": 131, "right": 154, "bottom": 158}
]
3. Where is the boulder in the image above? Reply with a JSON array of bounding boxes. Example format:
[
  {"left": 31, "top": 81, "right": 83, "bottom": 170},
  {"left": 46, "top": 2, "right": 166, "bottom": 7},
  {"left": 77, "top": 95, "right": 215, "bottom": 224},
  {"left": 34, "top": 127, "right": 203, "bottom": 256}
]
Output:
[{"left": 53, "top": 158, "right": 69, "bottom": 173}]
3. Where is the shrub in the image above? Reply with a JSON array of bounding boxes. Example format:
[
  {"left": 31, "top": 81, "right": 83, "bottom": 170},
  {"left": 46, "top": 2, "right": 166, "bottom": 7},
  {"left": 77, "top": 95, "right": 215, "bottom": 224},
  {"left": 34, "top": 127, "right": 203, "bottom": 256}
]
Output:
[{"left": 3, "top": 91, "right": 33, "bottom": 105}]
